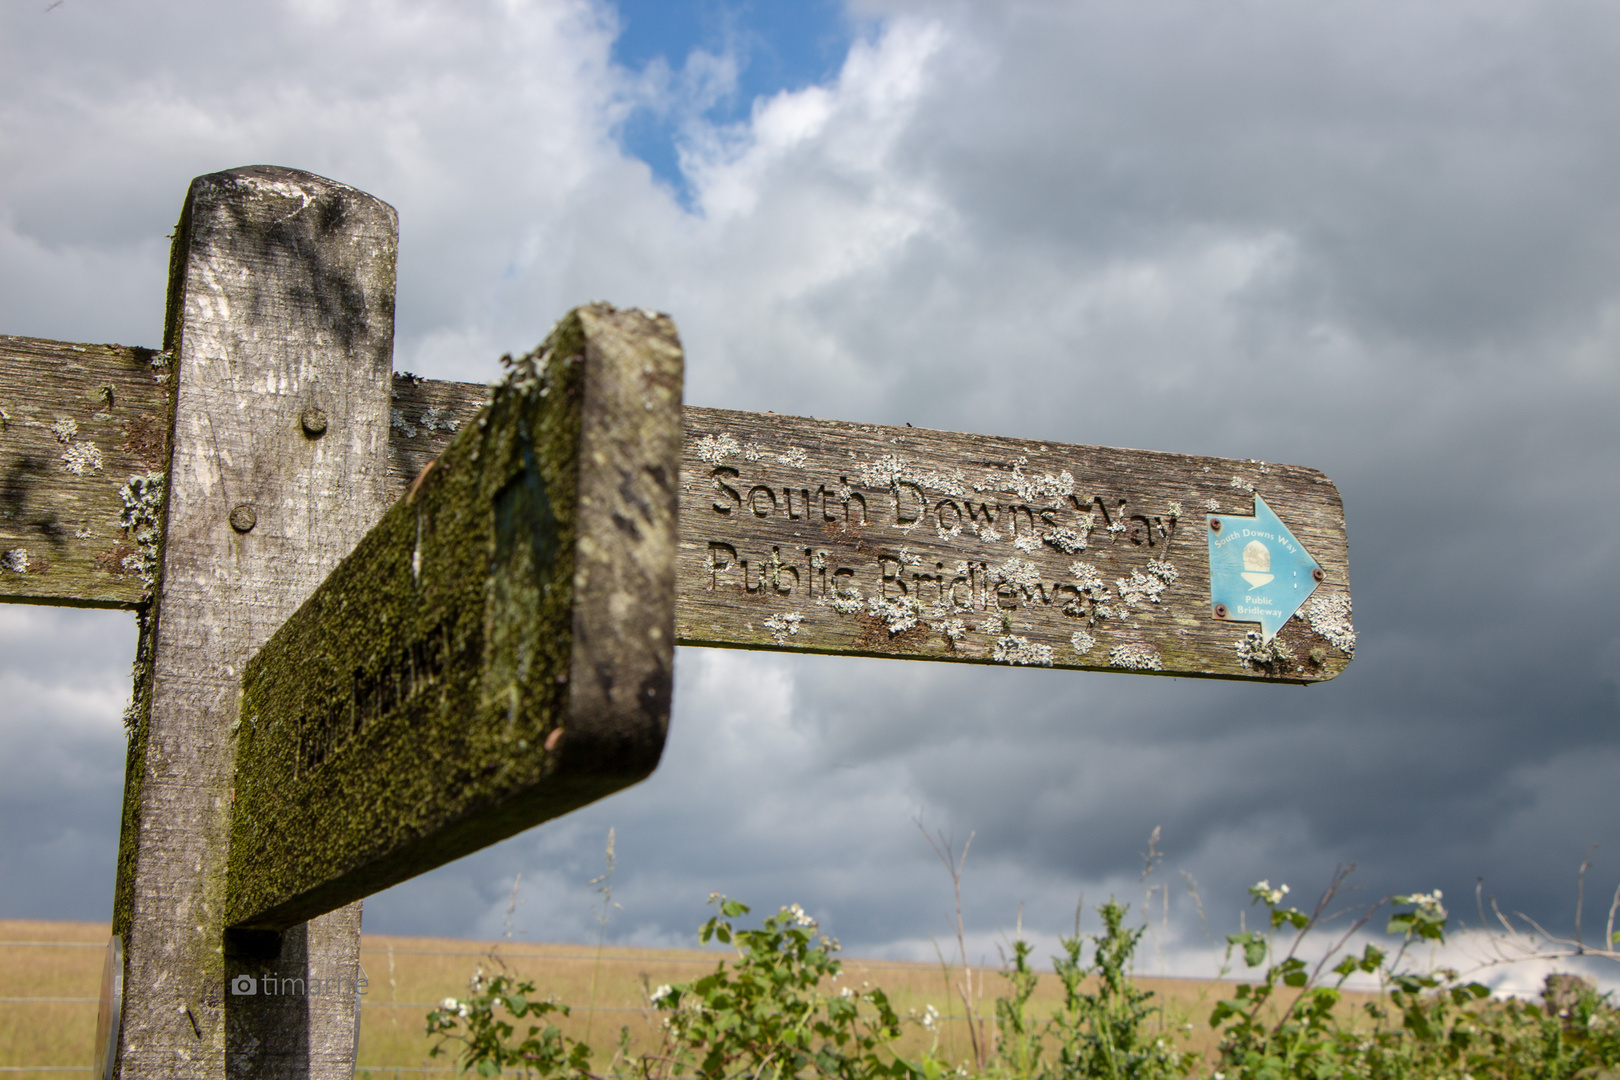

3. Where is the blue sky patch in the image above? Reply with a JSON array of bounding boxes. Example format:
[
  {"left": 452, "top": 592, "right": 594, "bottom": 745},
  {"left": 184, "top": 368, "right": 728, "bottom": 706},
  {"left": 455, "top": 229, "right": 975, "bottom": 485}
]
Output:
[{"left": 608, "top": 0, "right": 853, "bottom": 205}]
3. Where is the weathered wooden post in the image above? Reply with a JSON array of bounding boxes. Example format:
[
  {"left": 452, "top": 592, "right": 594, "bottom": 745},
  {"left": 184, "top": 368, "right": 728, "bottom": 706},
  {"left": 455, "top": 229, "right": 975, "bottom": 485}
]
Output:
[{"left": 114, "top": 166, "right": 398, "bottom": 1076}]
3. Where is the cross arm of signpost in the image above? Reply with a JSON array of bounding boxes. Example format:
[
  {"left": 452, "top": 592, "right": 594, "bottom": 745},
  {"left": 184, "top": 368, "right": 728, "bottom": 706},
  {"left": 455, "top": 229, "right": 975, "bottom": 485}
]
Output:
[{"left": 4, "top": 354, "right": 1355, "bottom": 686}]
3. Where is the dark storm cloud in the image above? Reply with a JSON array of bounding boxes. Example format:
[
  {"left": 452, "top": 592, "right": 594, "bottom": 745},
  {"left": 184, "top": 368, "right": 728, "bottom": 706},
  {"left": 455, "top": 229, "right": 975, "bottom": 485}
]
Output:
[{"left": 0, "top": 0, "right": 1616, "bottom": 978}]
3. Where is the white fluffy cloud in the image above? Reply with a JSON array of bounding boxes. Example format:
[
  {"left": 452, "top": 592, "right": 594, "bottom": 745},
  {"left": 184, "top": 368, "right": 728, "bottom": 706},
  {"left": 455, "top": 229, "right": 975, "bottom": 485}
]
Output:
[{"left": 3, "top": 0, "right": 1619, "bottom": 989}]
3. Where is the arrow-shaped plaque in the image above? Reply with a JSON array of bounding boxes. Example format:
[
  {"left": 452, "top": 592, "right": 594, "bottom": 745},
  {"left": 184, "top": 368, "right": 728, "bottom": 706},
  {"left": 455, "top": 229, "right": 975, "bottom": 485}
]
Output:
[{"left": 1207, "top": 493, "right": 1323, "bottom": 642}]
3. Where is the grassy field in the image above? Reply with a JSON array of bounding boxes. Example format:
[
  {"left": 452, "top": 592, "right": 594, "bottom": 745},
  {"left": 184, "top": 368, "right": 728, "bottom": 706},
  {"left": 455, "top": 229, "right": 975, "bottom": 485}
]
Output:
[{"left": 0, "top": 918, "right": 1379, "bottom": 1077}]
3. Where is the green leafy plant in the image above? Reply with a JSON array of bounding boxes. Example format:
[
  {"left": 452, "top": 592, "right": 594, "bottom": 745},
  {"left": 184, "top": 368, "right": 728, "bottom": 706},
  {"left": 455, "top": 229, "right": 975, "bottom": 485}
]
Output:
[
  {"left": 426, "top": 865, "right": 1620, "bottom": 1080},
  {"left": 647, "top": 895, "right": 914, "bottom": 1080},
  {"left": 427, "top": 968, "right": 594, "bottom": 1079}
]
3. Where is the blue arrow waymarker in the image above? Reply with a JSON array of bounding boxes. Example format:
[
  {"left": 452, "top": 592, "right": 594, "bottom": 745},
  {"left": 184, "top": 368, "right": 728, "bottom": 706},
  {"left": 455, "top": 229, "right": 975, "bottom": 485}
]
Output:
[{"left": 1207, "top": 493, "right": 1322, "bottom": 643}]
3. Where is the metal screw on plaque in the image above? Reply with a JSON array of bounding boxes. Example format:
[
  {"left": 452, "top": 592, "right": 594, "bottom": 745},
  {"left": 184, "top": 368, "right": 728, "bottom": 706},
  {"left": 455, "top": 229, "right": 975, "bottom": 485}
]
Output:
[
  {"left": 1312, "top": 568, "right": 1325, "bottom": 582},
  {"left": 1209, "top": 518, "right": 1222, "bottom": 533},
  {"left": 229, "top": 504, "right": 257, "bottom": 534},
  {"left": 300, "top": 406, "right": 329, "bottom": 438},
  {"left": 1214, "top": 603, "right": 1228, "bottom": 619}
]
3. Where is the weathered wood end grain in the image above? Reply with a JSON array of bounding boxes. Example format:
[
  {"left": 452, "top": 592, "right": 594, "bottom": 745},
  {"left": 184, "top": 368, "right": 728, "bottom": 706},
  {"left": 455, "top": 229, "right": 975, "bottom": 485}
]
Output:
[
  {"left": 0, "top": 336, "right": 171, "bottom": 608},
  {"left": 112, "top": 166, "right": 396, "bottom": 1080},
  {"left": 674, "top": 408, "right": 1354, "bottom": 683},
  {"left": 227, "top": 305, "right": 682, "bottom": 931}
]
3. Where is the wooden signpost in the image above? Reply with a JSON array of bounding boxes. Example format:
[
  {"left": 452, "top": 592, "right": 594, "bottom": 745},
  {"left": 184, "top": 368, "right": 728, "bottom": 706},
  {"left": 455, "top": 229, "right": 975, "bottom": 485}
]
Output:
[{"left": 0, "top": 166, "right": 1354, "bottom": 1079}]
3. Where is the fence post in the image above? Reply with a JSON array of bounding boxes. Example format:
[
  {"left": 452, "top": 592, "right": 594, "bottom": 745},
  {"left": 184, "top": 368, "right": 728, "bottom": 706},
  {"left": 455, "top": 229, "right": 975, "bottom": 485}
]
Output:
[{"left": 111, "top": 166, "right": 398, "bottom": 1077}]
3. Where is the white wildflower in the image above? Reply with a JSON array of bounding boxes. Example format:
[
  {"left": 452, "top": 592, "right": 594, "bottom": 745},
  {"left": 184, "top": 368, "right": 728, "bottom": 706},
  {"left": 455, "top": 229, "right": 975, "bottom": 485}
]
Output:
[{"left": 1250, "top": 881, "right": 1289, "bottom": 906}]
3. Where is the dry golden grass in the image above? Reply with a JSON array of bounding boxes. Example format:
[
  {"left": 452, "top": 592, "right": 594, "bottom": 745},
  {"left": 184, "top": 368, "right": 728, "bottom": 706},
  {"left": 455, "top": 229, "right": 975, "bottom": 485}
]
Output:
[{"left": 0, "top": 918, "right": 1382, "bottom": 1076}]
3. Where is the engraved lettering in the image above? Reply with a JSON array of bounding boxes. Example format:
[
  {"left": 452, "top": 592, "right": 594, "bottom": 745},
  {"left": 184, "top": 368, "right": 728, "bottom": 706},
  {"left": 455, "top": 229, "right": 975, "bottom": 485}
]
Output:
[
  {"left": 965, "top": 501, "right": 999, "bottom": 529},
  {"left": 769, "top": 548, "right": 799, "bottom": 595},
  {"left": 707, "top": 541, "right": 738, "bottom": 589},
  {"left": 712, "top": 467, "right": 741, "bottom": 514},
  {"left": 844, "top": 482, "right": 868, "bottom": 525},
  {"left": 748, "top": 485, "right": 778, "bottom": 517},
  {"left": 879, "top": 555, "right": 909, "bottom": 598},
  {"left": 894, "top": 481, "right": 926, "bottom": 526},
  {"left": 935, "top": 499, "right": 963, "bottom": 531},
  {"left": 819, "top": 485, "right": 840, "bottom": 522},
  {"left": 1128, "top": 514, "right": 1154, "bottom": 546},
  {"left": 911, "top": 571, "right": 943, "bottom": 602},
  {"left": 300, "top": 617, "right": 469, "bottom": 774}
]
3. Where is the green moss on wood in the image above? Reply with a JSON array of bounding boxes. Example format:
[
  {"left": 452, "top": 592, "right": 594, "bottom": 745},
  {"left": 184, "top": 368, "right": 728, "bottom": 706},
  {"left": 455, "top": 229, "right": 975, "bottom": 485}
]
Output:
[{"left": 227, "top": 307, "right": 680, "bottom": 932}]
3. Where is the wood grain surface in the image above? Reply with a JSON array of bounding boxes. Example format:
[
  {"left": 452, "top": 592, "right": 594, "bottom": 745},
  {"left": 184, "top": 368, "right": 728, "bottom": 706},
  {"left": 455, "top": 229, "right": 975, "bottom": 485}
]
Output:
[
  {"left": 0, "top": 337, "right": 172, "bottom": 608},
  {"left": 675, "top": 407, "right": 1353, "bottom": 683},
  {"left": 112, "top": 166, "right": 397, "bottom": 1079}
]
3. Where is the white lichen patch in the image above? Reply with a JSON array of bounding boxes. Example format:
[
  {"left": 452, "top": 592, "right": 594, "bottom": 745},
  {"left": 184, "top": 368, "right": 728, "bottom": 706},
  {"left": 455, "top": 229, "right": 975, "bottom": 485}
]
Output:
[
  {"left": 1306, "top": 593, "right": 1356, "bottom": 655},
  {"left": 1070, "top": 630, "right": 1096, "bottom": 656},
  {"left": 1042, "top": 528, "right": 1084, "bottom": 554},
  {"left": 776, "top": 446, "right": 808, "bottom": 469},
  {"left": 1235, "top": 630, "right": 1293, "bottom": 669},
  {"left": 763, "top": 613, "right": 804, "bottom": 645},
  {"left": 936, "top": 618, "right": 968, "bottom": 646},
  {"left": 1069, "top": 561, "right": 1106, "bottom": 593},
  {"left": 1168, "top": 501, "right": 1182, "bottom": 517},
  {"left": 117, "top": 472, "right": 166, "bottom": 590},
  {"left": 1230, "top": 476, "right": 1255, "bottom": 493},
  {"left": 390, "top": 408, "right": 418, "bottom": 438},
  {"left": 867, "top": 595, "right": 923, "bottom": 635},
  {"left": 1204, "top": 498, "right": 1221, "bottom": 512},
  {"left": 979, "top": 613, "right": 1012, "bottom": 635},
  {"left": 1012, "top": 533, "right": 1042, "bottom": 553},
  {"left": 993, "top": 634, "right": 1053, "bottom": 666},
  {"left": 694, "top": 433, "right": 740, "bottom": 464},
  {"left": 896, "top": 546, "right": 923, "bottom": 566},
  {"left": 1116, "top": 559, "right": 1177, "bottom": 609},
  {"left": 1, "top": 548, "right": 29, "bottom": 574},
  {"left": 855, "top": 454, "right": 968, "bottom": 497},
  {"left": 1007, "top": 458, "right": 1075, "bottom": 502},
  {"left": 51, "top": 418, "right": 78, "bottom": 443},
  {"left": 823, "top": 595, "right": 865, "bottom": 615},
  {"left": 420, "top": 406, "right": 461, "bottom": 433},
  {"left": 62, "top": 440, "right": 104, "bottom": 476},
  {"left": 992, "top": 557, "right": 1042, "bottom": 590},
  {"left": 1109, "top": 642, "right": 1162, "bottom": 671}
]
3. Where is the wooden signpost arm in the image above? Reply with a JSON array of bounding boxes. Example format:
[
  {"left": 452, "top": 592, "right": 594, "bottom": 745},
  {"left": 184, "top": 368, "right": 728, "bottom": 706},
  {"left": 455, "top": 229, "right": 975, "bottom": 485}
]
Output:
[
  {"left": 5, "top": 370, "right": 1355, "bottom": 685},
  {"left": 226, "top": 306, "right": 684, "bottom": 933},
  {"left": 114, "top": 166, "right": 397, "bottom": 1078}
]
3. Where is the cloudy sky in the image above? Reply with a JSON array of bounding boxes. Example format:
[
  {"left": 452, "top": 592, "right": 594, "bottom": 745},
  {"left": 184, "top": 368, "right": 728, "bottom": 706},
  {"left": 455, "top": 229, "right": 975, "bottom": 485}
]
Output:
[{"left": 3, "top": 0, "right": 1618, "bottom": 992}]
